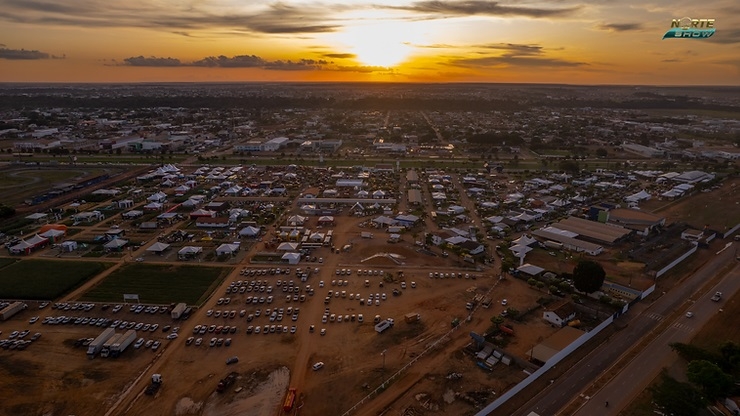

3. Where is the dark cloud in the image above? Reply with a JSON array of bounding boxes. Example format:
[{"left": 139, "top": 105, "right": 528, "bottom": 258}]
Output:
[
  {"left": 123, "top": 56, "right": 182, "bottom": 67},
  {"left": 385, "top": 1, "right": 580, "bottom": 18},
  {"left": 0, "top": 0, "right": 341, "bottom": 35},
  {"left": 661, "top": 59, "right": 681, "bottom": 63},
  {"left": 0, "top": 47, "right": 51, "bottom": 60},
  {"left": 597, "top": 23, "right": 643, "bottom": 32},
  {"left": 263, "top": 59, "right": 328, "bottom": 71},
  {"left": 121, "top": 54, "right": 331, "bottom": 71},
  {"left": 709, "top": 29, "right": 740, "bottom": 44},
  {"left": 474, "top": 43, "right": 544, "bottom": 55},
  {"left": 450, "top": 55, "right": 586, "bottom": 68},
  {"left": 193, "top": 55, "right": 265, "bottom": 68},
  {"left": 322, "top": 53, "right": 356, "bottom": 59}
]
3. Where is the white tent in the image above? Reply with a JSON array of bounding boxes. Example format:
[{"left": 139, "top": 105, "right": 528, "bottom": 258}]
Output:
[
  {"left": 239, "top": 226, "right": 261, "bottom": 238},
  {"left": 277, "top": 242, "right": 300, "bottom": 251},
  {"left": 60, "top": 241, "right": 78, "bottom": 252},
  {"left": 146, "top": 242, "right": 171, "bottom": 253},
  {"left": 281, "top": 252, "right": 301, "bottom": 265},
  {"left": 216, "top": 243, "right": 240, "bottom": 256},
  {"left": 104, "top": 239, "right": 129, "bottom": 250},
  {"left": 178, "top": 246, "right": 202, "bottom": 260},
  {"left": 512, "top": 235, "right": 538, "bottom": 247}
]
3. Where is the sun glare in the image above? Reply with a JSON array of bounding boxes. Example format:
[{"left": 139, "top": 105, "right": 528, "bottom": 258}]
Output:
[{"left": 336, "top": 22, "right": 417, "bottom": 67}]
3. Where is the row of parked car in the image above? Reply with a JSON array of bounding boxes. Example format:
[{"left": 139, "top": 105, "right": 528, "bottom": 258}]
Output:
[
  {"left": 1, "top": 330, "right": 41, "bottom": 351},
  {"left": 246, "top": 324, "right": 297, "bottom": 335},
  {"left": 239, "top": 267, "right": 292, "bottom": 276}
]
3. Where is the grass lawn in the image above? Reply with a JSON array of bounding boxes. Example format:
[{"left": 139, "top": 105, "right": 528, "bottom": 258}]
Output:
[
  {"left": 0, "top": 257, "right": 18, "bottom": 269},
  {"left": 0, "top": 259, "right": 110, "bottom": 300},
  {"left": 80, "top": 263, "right": 231, "bottom": 305}
]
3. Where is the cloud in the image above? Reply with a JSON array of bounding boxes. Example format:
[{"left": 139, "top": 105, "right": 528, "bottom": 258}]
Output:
[
  {"left": 0, "top": 0, "right": 342, "bottom": 35},
  {"left": 450, "top": 55, "right": 587, "bottom": 68},
  {"left": 263, "top": 59, "right": 328, "bottom": 71},
  {"left": 444, "top": 41, "right": 586, "bottom": 68},
  {"left": 322, "top": 53, "right": 356, "bottom": 59},
  {"left": 474, "top": 43, "right": 544, "bottom": 55},
  {"left": 710, "top": 29, "right": 740, "bottom": 44},
  {"left": 123, "top": 56, "right": 182, "bottom": 67},
  {"left": 597, "top": 23, "right": 644, "bottom": 32},
  {"left": 0, "top": 47, "right": 51, "bottom": 60},
  {"left": 385, "top": 0, "right": 581, "bottom": 18},
  {"left": 333, "top": 65, "right": 394, "bottom": 73},
  {"left": 118, "top": 53, "right": 396, "bottom": 73},
  {"left": 193, "top": 55, "right": 265, "bottom": 68}
]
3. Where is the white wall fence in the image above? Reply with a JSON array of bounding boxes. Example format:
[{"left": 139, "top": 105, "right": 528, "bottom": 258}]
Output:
[
  {"left": 723, "top": 223, "right": 740, "bottom": 239},
  {"left": 473, "top": 314, "right": 616, "bottom": 416},
  {"left": 656, "top": 242, "right": 698, "bottom": 278}
]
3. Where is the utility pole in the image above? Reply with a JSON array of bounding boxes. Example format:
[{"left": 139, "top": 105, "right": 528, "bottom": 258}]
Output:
[{"left": 381, "top": 349, "right": 387, "bottom": 372}]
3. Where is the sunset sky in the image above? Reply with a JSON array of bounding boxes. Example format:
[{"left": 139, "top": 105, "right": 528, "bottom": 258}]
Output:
[{"left": 0, "top": 0, "right": 739, "bottom": 84}]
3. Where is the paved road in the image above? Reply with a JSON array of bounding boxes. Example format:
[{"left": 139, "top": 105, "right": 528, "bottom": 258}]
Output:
[
  {"left": 499, "top": 248, "right": 738, "bottom": 416},
  {"left": 575, "top": 260, "right": 740, "bottom": 415}
]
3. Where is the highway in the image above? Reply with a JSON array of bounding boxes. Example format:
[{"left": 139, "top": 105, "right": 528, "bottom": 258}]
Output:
[
  {"left": 501, "top": 248, "right": 738, "bottom": 416},
  {"left": 574, "top": 259, "right": 740, "bottom": 415}
]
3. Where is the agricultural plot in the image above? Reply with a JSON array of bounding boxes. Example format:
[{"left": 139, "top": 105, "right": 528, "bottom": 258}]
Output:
[
  {"left": 0, "top": 259, "right": 109, "bottom": 300},
  {"left": 80, "top": 263, "right": 230, "bottom": 305}
]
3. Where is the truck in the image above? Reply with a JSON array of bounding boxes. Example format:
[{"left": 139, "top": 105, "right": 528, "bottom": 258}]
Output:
[
  {"left": 283, "top": 387, "right": 297, "bottom": 412},
  {"left": 110, "top": 330, "right": 137, "bottom": 357},
  {"left": 100, "top": 333, "right": 122, "bottom": 358},
  {"left": 375, "top": 319, "right": 394, "bottom": 334},
  {"left": 498, "top": 324, "right": 515, "bottom": 336},
  {"left": 87, "top": 328, "right": 116, "bottom": 358},
  {"left": 0, "top": 301, "right": 28, "bottom": 321},
  {"left": 171, "top": 303, "right": 187, "bottom": 319},
  {"left": 711, "top": 291, "right": 722, "bottom": 302},
  {"left": 361, "top": 232, "right": 374, "bottom": 239},
  {"left": 404, "top": 312, "right": 420, "bottom": 323},
  {"left": 145, "top": 374, "right": 163, "bottom": 396},
  {"left": 216, "top": 372, "right": 238, "bottom": 393}
]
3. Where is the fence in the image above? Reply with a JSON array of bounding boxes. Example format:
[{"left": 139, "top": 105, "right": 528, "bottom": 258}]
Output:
[
  {"left": 655, "top": 242, "right": 698, "bottom": 278},
  {"left": 723, "top": 223, "right": 740, "bottom": 239}
]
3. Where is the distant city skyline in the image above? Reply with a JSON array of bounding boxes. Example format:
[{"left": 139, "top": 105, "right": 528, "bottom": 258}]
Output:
[{"left": 0, "top": 0, "right": 739, "bottom": 84}]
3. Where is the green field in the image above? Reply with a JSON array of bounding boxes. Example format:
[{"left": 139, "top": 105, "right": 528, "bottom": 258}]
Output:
[
  {"left": 0, "top": 259, "right": 110, "bottom": 300},
  {"left": 0, "top": 257, "right": 18, "bottom": 269},
  {"left": 80, "top": 264, "right": 230, "bottom": 305}
]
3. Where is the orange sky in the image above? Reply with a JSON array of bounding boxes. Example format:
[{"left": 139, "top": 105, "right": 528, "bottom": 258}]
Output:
[{"left": 0, "top": 0, "right": 739, "bottom": 84}]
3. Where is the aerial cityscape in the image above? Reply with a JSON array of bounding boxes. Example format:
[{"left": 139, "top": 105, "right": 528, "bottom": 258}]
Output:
[{"left": 1, "top": 1, "right": 740, "bottom": 416}]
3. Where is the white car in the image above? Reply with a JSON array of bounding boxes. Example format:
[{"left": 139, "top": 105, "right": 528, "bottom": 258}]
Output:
[
  {"left": 312, "top": 361, "right": 324, "bottom": 371},
  {"left": 686, "top": 311, "right": 694, "bottom": 318}
]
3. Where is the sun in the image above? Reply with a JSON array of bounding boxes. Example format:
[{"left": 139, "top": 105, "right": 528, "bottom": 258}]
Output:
[{"left": 337, "top": 22, "right": 417, "bottom": 67}]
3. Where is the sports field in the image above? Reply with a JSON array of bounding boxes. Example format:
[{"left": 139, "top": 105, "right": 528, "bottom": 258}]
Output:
[
  {"left": 80, "top": 263, "right": 231, "bottom": 305},
  {"left": 0, "top": 259, "right": 110, "bottom": 300}
]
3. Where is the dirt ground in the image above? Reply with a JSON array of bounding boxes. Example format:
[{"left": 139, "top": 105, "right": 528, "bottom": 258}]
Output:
[{"left": 5, "top": 171, "right": 736, "bottom": 416}]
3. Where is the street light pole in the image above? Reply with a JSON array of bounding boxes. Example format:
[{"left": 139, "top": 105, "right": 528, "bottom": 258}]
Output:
[{"left": 381, "top": 349, "right": 387, "bottom": 372}]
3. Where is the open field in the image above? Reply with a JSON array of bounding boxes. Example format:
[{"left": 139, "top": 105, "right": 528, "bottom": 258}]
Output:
[
  {"left": 0, "top": 167, "right": 115, "bottom": 208},
  {"left": 0, "top": 259, "right": 110, "bottom": 300},
  {"left": 80, "top": 263, "right": 231, "bottom": 305},
  {"left": 643, "top": 177, "right": 740, "bottom": 232},
  {"left": 0, "top": 257, "right": 18, "bottom": 269}
]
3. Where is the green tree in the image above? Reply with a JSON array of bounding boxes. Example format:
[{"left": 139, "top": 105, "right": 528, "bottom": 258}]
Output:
[
  {"left": 686, "top": 360, "right": 734, "bottom": 400},
  {"left": 572, "top": 260, "right": 606, "bottom": 294},
  {"left": 670, "top": 342, "right": 722, "bottom": 364},
  {"left": 595, "top": 147, "right": 608, "bottom": 158},
  {"left": 649, "top": 371, "right": 706, "bottom": 416}
]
